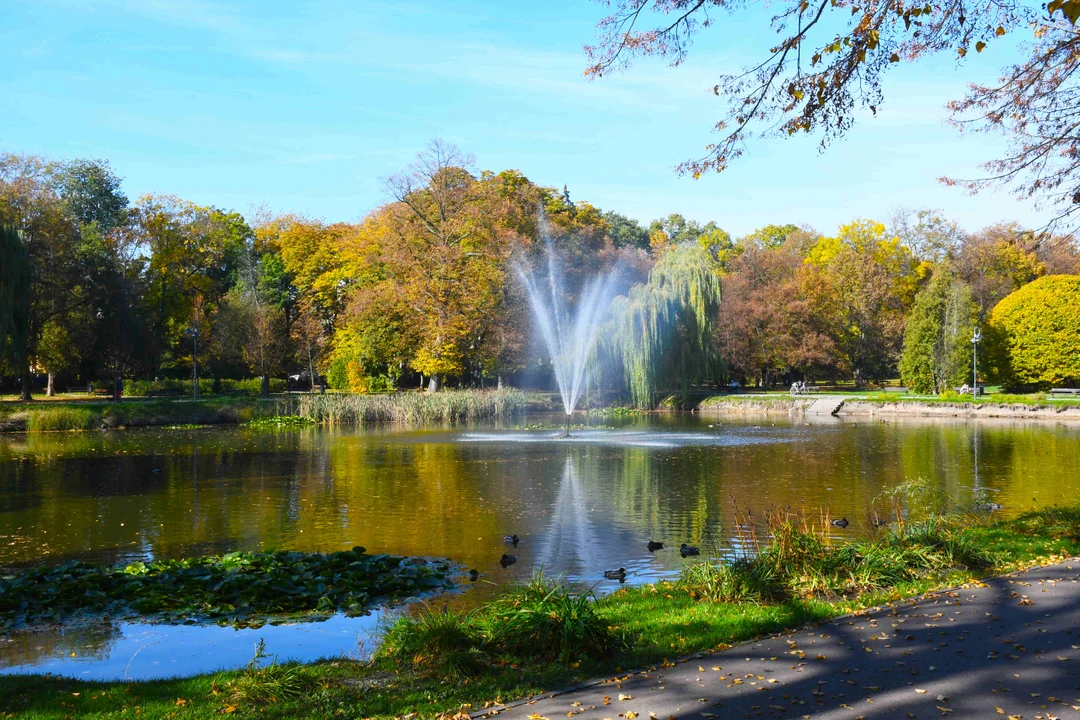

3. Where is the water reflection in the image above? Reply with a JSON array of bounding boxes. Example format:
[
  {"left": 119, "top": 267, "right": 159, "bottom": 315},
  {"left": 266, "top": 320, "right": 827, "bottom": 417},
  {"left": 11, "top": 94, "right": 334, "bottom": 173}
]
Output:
[{"left": 0, "top": 416, "right": 1078, "bottom": 678}]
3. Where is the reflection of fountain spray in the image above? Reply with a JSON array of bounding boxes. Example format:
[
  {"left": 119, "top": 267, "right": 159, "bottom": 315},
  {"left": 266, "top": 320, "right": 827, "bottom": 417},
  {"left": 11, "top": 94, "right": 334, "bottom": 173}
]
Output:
[
  {"left": 516, "top": 226, "right": 621, "bottom": 433},
  {"left": 534, "top": 456, "right": 602, "bottom": 575}
]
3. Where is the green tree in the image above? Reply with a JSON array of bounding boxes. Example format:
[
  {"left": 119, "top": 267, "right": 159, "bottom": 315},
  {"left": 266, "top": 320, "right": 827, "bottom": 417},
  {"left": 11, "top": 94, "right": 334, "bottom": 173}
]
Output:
[
  {"left": 986, "top": 275, "right": 1080, "bottom": 389},
  {"left": 602, "top": 210, "right": 650, "bottom": 250},
  {"left": 899, "top": 264, "right": 978, "bottom": 394},
  {"left": 0, "top": 154, "right": 96, "bottom": 399},
  {"left": 0, "top": 224, "right": 29, "bottom": 373}
]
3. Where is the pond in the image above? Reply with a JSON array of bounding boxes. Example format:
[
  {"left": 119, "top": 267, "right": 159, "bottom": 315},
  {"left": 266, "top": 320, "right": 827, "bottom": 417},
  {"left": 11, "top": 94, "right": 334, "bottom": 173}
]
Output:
[{"left": 1, "top": 414, "right": 1078, "bottom": 680}]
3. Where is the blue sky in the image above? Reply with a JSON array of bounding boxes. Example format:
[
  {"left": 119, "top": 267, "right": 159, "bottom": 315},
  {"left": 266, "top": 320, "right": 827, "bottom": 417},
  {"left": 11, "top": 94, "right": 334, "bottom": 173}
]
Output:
[{"left": 0, "top": 0, "right": 1049, "bottom": 236}]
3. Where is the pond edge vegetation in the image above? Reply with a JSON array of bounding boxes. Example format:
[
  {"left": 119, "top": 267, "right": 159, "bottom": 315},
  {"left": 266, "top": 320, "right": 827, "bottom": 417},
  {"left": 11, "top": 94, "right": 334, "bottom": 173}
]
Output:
[{"left": 4, "top": 493, "right": 1080, "bottom": 719}]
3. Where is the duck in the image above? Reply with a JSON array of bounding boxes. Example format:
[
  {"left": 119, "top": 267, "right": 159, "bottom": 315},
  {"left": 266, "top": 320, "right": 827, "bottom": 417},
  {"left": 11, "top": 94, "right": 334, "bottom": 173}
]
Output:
[
  {"left": 647, "top": 540, "right": 664, "bottom": 552},
  {"left": 831, "top": 518, "right": 850, "bottom": 529},
  {"left": 603, "top": 568, "right": 627, "bottom": 581},
  {"left": 468, "top": 569, "right": 480, "bottom": 582},
  {"left": 680, "top": 543, "right": 700, "bottom": 557},
  {"left": 500, "top": 554, "right": 516, "bottom": 567},
  {"left": 503, "top": 534, "right": 520, "bottom": 546},
  {"left": 871, "top": 518, "right": 889, "bottom": 528},
  {"left": 983, "top": 502, "right": 1004, "bottom": 512}
]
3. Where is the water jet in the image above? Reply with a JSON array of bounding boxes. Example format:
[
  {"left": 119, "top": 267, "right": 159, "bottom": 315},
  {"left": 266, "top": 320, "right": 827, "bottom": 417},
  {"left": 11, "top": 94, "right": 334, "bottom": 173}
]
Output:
[{"left": 516, "top": 219, "right": 621, "bottom": 437}]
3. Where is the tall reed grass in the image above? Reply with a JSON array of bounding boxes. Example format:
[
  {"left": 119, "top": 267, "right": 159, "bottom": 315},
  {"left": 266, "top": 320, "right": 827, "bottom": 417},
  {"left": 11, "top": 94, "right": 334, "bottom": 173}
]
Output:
[
  {"left": 283, "top": 388, "right": 548, "bottom": 425},
  {"left": 680, "top": 505, "right": 990, "bottom": 602}
]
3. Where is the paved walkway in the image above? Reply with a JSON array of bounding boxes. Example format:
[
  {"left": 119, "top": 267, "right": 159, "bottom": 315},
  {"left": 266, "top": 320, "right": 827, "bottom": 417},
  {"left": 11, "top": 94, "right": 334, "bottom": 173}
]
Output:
[{"left": 487, "top": 561, "right": 1080, "bottom": 719}]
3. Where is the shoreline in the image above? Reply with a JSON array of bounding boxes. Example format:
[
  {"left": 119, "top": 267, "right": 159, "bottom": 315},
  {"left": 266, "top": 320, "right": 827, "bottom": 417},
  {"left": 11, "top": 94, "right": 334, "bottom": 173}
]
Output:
[{"left": 696, "top": 395, "right": 1080, "bottom": 421}]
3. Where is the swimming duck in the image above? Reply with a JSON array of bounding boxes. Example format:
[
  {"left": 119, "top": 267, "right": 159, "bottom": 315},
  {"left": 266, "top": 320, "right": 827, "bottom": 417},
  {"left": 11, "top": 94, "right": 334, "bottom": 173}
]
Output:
[
  {"left": 603, "top": 568, "right": 627, "bottom": 581},
  {"left": 983, "top": 502, "right": 1004, "bottom": 512},
  {"left": 871, "top": 518, "right": 888, "bottom": 528},
  {"left": 680, "top": 543, "right": 700, "bottom": 557},
  {"left": 831, "top": 518, "right": 850, "bottom": 529},
  {"left": 647, "top": 540, "right": 664, "bottom": 552},
  {"left": 468, "top": 569, "right": 480, "bottom": 581},
  {"left": 503, "top": 534, "right": 520, "bottom": 546},
  {"left": 500, "top": 554, "right": 516, "bottom": 567}
]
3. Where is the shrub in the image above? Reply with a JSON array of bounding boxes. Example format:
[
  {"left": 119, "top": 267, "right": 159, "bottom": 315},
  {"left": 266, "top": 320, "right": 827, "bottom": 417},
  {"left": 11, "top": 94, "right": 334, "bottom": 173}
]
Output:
[{"left": 987, "top": 275, "right": 1080, "bottom": 389}]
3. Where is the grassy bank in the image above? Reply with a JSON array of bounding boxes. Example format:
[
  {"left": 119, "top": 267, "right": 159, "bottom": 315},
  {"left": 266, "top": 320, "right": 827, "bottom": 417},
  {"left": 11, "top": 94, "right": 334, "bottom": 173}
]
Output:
[
  {"left": 282, "top": 388, "right": 550, "bottom": 425},
  {"left": 3, "top": 501, "right": 1079, "bottom": 720},
  {"left": 0, "top": 398, "right": 266, "bottom": 432}
]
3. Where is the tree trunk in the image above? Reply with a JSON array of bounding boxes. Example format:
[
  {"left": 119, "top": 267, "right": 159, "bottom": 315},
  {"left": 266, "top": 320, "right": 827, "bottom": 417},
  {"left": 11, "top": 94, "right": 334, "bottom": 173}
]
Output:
[
  {"left": 46, "top": 372, "right": 54, "bottom": 397},
  {"left": 261, "top": 374, "right": 270, "bottom": 397},
  {"left": 427, "top": 374, "right": 441, "bottom": 393},
  {"left": 19, "top": 357, "right": 32, "bottom": 401}
]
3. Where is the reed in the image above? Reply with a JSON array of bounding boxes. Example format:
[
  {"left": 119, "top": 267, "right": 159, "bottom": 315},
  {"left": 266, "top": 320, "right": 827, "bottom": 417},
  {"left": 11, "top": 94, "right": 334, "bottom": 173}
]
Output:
[{"left": 283, "top": 388, "right": 549, "bottom": 425}]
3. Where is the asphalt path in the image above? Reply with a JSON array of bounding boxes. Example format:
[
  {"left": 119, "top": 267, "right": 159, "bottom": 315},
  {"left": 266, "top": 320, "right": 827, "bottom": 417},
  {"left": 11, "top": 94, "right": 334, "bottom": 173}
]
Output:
[{"left": 485, "top": 561, "right": 1080, "bottom": 719}]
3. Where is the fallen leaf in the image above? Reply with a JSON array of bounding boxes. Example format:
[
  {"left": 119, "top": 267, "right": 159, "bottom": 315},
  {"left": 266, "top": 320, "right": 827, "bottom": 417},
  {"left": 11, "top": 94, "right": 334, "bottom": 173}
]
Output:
[
  {"left": 626, "top": 713, "right": 638, "bottom": 720},
  {"left": 916, "top": 689, "right": 928, "bottom": 694},
  {"left": 618, "top": 695, "right": 633, "bottom": 702}
]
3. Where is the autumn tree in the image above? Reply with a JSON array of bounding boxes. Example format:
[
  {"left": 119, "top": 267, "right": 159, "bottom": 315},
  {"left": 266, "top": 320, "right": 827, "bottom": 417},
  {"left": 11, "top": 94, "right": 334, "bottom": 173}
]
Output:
[
  {"left": 132, "top": 195, "right": 252, "bottom": 374},
  {"left": 805, "top": 220, "right": 927, "bottom": 386},
  {"left": 381, "top": 140, "right": 512, "bottom": 391},
  {"left": 954, "top": 222, "right": 1045, "bottom": 313}
]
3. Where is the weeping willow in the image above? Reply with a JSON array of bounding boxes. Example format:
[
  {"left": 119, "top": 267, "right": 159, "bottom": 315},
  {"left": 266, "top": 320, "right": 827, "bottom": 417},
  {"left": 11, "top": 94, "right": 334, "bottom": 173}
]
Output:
[{"left": 599, "top": 243, "right": 723, "bottom": 408}]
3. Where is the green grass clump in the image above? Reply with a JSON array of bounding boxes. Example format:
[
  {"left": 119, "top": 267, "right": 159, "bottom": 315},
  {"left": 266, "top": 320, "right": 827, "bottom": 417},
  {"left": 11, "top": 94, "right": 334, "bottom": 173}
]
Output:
[
  {"left": 379, "top": 606, "right": 485, "bottom": 679},
  {"left": 22, "top": 406, "right": 99, "bottom": 431},
  {"left": 379, "top": 573, "right": 628, "bottom": 677},
  {"left": 0, "top": 548, "right": 451, "bottom": 628},
  {"left": 226, "top": 639, "right": 315, "bottom": 705},
  {"left": 477, "top": 573, "right": 629, "bottom": 664}
]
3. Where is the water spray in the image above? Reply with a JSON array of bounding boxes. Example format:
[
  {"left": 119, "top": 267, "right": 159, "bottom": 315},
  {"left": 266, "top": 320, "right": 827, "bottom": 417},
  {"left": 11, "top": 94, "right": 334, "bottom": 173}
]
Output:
[{"left": 515, "top": 212, "right": 622, "bottom": 438}]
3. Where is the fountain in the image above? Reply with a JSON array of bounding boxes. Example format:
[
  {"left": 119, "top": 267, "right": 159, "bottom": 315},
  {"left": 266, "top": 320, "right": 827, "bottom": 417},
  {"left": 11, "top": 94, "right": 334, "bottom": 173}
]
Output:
[{"left": 516, "top": 228, "right": 622, "bottom": 437}]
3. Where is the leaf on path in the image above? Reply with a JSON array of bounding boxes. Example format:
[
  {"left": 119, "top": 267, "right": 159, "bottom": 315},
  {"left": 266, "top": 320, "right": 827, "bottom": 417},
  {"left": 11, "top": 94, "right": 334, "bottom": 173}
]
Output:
[
  {"left": 625, "top": 713, "right": 638, "bottom": 720},
  {"left": 618, "top": 694, "right": 633, "bottom": 701},
  {"left": 916, "top": 689, "right": 928, "bottom": 694}
]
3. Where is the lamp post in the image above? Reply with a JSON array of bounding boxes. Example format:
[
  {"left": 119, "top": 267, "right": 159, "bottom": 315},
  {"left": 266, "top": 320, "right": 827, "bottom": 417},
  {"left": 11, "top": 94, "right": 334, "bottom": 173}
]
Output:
[
  {"left": 189, "top": 324, "right": 200, "bottom": 401},
  {"left": 971, "top": 325, "right": 982, "bottom": 398}
]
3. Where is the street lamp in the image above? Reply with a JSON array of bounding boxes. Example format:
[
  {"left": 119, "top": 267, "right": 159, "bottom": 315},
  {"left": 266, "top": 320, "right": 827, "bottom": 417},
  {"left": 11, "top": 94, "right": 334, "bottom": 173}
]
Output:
[{"left": 971, "top": 326, "right": 982, "bottom": 398}]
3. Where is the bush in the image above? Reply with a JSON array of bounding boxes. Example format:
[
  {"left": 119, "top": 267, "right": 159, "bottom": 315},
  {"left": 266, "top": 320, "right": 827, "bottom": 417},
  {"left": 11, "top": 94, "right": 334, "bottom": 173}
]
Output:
[{"left": 987, "top": 275, "right": 1080, "bottom": 389}]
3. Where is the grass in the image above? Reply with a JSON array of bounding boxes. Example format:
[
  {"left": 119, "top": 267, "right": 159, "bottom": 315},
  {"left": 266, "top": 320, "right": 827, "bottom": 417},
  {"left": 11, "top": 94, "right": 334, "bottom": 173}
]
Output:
[
  {"left": 3, "top": 503, "right": 1080, "bottom": 719},
  {"left": 0, "top": 398, "right": 267, "bottom": 432},
  {"left": 284, "top": 388, "right": 550, "bottom": 425}
]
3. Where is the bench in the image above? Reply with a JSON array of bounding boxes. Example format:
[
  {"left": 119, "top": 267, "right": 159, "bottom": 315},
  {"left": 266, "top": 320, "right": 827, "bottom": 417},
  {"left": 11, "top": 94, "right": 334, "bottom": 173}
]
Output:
[
  {"left": 91, "top": 388, "right": 111, "bottom": 396},
  {"left": 1050, "top": 388, "right": 1080, "bottom": 396}
]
